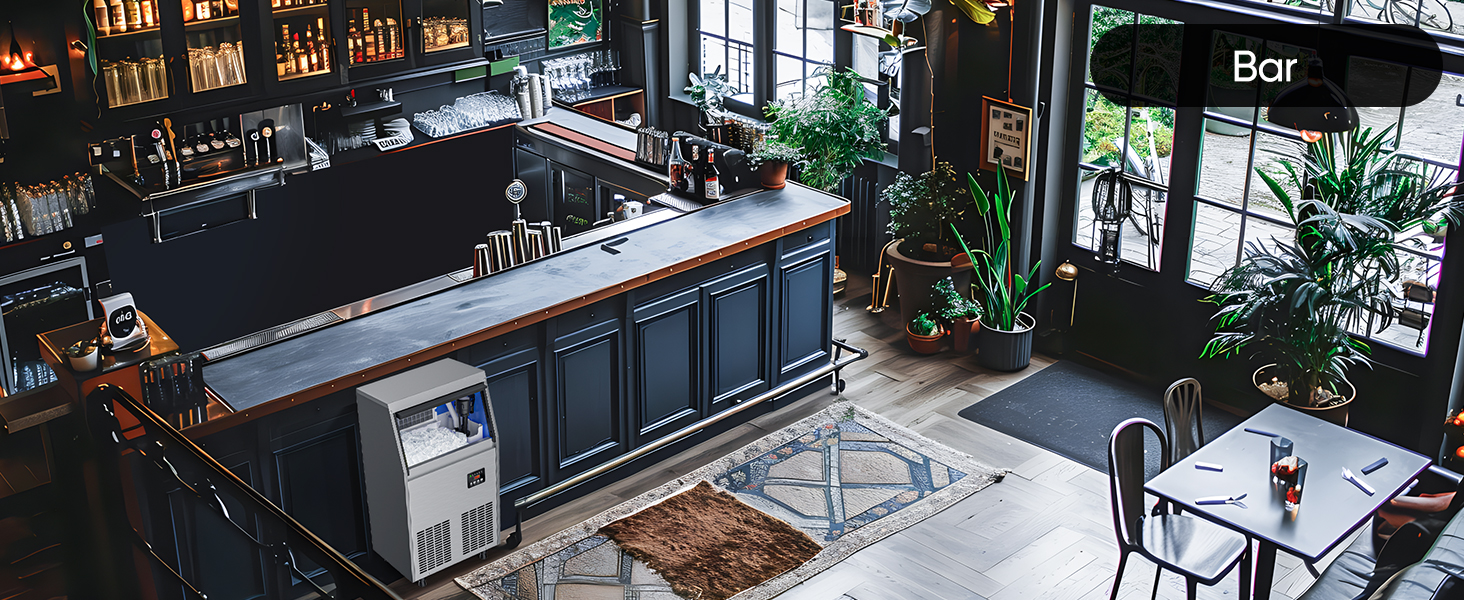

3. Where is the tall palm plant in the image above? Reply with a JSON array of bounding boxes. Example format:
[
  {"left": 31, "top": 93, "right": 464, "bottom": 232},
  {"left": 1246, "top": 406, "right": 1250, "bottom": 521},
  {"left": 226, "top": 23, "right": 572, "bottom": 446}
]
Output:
[{"left": 1202, "top": 126, "right": 1463, "bottom": 407}]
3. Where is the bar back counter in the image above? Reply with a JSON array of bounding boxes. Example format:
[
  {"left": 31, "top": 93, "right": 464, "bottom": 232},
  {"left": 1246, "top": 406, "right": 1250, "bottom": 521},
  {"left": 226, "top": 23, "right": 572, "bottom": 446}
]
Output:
[{"left": 185, "top": 110, "right": 850, "bottom": 585}]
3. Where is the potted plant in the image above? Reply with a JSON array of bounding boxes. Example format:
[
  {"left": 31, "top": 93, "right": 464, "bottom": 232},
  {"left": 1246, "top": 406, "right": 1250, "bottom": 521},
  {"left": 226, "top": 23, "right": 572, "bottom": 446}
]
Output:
[
  {"left": 951, "top": 166, "right": 1050, "bottom": 371},
  {"left": 66, "top": 338, "right": 99, "bottom": 371},
  {"left": 748, "top": 140, "right": 802, "bottom": 189},
  {"left": 762, "top": 66, "right": 888, "bottom": 192},
  {"left": 685, "top": 67, "right": 733, "bottom": 133},
  {"left": 1201, "top": 125, "right": 1463, "bottom": 422},
  {"left": 907, "top": 312, "right": 944, "bottom": 354},
  {"left": 884, "top": 161, "right": 975, "bottom": 326},
  {"left": 932, "top": 276, "right": 981, "bottom": 352}
]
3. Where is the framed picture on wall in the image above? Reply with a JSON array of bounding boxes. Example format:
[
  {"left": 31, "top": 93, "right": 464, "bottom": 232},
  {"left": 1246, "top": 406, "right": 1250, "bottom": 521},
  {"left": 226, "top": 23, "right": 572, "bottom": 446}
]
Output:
[
  {"left": 548, "top": 0, "right": 604, "bottom": 50},
  {"left": 979, "top": 97, "right": 1032, "bottom": 181}
]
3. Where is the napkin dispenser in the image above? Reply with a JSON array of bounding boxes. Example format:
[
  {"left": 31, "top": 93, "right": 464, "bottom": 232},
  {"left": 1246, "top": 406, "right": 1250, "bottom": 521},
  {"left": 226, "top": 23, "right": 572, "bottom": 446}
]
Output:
[{"left": 98, "top": 292, "right": 149, "bottom": 352}]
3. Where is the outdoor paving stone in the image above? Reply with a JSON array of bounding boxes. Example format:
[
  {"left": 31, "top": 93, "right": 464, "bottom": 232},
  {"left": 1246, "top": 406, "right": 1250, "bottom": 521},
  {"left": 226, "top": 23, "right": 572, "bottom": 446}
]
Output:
[
  {"left": 839, "top": 450, "right": 913, "bottom": 485},
  {"left": 553, "top": 583, "right": 626, "bottom": 600},
  {"left": 561, "top": 540, "right": 622, "bottom": 578},
  {"left": 768, "top": 450, "right": 826, "bottom": 482},
  {"left": 766, "top": 484, "right": 830, "bottom": 518},
  {"left": 841, "top": 488, "right": 901, "bottom": 519}
]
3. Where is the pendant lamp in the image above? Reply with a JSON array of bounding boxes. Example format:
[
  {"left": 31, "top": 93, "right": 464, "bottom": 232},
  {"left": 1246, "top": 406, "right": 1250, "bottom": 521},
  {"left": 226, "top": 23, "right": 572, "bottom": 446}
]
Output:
[{"left": 1266, "top": 53, "right": 1357, "bottom": 141}]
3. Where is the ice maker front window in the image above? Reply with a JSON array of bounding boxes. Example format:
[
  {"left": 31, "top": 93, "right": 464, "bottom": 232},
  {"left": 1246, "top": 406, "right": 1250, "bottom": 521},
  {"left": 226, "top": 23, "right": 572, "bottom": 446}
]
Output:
[{"left": 395, "top": 390, "right": 492, "bottom": 468}]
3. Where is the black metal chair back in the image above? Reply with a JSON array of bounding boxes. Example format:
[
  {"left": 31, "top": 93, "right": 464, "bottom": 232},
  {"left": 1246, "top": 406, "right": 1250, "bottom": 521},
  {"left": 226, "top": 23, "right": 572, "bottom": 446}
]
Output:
[
  {"left": 1108, "top": 417, "right": 1168, "bottom": 549},
  {"left": 1163, "top": 378, "right": 1205, "bottom": 465}
]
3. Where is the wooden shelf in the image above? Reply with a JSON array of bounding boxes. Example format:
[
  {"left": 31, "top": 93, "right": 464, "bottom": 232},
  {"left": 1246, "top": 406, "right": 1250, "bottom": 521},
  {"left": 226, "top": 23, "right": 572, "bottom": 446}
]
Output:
[
  {"left": 184, "top": 15, "right": 240, "bottom": 31},
  {"left": 273, "top": 3, "right": 329, "bottom": 15},
  {"left": 97, "top": 25, "right": 162, "bottom": 40},
  {"left": 278, "top": 68, "right": 333, "bottom": 82},
  {"left": 423, "top": 40, "right": 471, "bottom": 53}
]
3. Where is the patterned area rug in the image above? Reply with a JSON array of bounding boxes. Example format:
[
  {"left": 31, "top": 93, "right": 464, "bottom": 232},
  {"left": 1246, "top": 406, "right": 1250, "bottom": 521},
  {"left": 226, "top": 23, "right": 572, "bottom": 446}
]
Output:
[{"left": 456, "top": 402, "right": 1007, "bottom": 600}]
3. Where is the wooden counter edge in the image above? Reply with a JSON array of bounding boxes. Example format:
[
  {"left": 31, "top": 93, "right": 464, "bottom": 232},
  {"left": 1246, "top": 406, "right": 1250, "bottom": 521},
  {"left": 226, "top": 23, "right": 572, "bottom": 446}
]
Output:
[{"left": 186, "top": 200, "right": 850, "bottom": 439}]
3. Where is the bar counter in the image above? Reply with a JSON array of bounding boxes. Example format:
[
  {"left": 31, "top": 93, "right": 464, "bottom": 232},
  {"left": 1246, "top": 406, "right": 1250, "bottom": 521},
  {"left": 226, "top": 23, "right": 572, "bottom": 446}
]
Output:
[{"left": 202, "top": 182, "right": 847, "bottom": 425}]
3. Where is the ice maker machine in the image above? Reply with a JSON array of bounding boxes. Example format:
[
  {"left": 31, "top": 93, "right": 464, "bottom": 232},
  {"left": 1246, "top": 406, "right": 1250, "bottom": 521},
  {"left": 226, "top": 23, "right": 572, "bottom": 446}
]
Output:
[{"left": 358, "top": 359, "right": 500, "bottom": 583}]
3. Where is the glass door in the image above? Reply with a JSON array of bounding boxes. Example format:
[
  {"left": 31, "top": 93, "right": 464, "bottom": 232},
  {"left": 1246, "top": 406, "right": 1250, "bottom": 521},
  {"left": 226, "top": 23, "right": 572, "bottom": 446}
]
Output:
[
  {"left": 94, "top": 0, "right": 169, "bottom": 108},
  {"left": 182, "top": 0, "right": 248, "bottom": 93},
  {"left": 270, "top": 0, "right": 333, "bottom": 82},
  {"left": 0, "top": 259, "right": 92, "bottom": 396},
  {"left": 345, "top": 0, "right": 406, "bottom": 72},
  {"left": 415, "top": 0, "right": 480, "bottom": 66}
]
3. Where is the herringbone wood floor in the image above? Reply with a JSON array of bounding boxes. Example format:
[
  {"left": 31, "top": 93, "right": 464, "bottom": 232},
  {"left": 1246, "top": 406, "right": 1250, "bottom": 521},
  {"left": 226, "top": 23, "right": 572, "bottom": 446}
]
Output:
[{"left": 398, "top": 275, "right": 1348, "bottom": 600}]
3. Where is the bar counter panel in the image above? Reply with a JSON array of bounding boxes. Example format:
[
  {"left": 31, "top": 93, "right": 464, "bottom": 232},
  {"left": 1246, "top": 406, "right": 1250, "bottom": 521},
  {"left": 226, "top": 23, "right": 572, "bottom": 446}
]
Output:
[{"left": 203, "top": 183, "right": 848, "bottom": 417}]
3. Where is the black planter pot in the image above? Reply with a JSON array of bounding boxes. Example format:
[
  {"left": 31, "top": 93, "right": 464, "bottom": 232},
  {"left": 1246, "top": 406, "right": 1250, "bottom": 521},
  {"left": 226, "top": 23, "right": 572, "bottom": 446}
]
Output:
[
  {"left": 887, "top": 240, "right": 972, "bottom": 327},
  {"left": 977, "top": 312, "right": 1036, "bottom": 371}
]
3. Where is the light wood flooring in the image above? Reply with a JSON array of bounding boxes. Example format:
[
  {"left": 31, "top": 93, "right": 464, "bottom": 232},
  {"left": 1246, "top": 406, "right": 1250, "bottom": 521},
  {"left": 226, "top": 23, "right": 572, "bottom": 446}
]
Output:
[{"left": 396, "top": 275, "right": 1346, "bottom": 600}]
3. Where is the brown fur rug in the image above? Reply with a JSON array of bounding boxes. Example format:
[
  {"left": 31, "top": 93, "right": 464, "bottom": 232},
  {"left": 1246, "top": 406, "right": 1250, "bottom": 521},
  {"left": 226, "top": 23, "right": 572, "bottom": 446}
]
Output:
[{"left": 598, "top": 480, "right": 822, "bottom": 600}]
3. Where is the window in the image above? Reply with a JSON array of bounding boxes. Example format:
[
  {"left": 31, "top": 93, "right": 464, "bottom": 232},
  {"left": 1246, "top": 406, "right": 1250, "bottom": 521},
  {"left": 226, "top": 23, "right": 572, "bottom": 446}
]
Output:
[
  {"left": 1073, "top": 6, "right": 1180, "bottom": 271},
  {"left": 1188, "top": 29, "right": 1464, "bottom": 354},
  {"left": 693, "top": 0, "right": 839, "bottom": 112},
  {"left": 699, "top": 0, "right": 756, "bottom": 103},
  {"left": 774, "top": 0, "right": 835, "bottom": 101}
]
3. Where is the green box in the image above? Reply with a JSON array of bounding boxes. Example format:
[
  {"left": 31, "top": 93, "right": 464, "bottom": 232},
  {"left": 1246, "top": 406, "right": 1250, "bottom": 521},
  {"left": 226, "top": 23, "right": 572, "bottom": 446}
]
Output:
[
  {"left": 455, "top": 65, "right": 489, "bottom": 83},
  {"left": 489, "top": 56, "right": 521, "bottom": 77}
]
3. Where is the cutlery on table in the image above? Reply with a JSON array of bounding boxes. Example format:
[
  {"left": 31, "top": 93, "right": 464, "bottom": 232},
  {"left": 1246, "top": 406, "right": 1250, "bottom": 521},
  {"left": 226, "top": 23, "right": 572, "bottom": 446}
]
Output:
[
  {"left": 1362, "top": 458, "right": 1388, "bottom": 474},
  {"left": 1245, "top": 428, "right": 1280, "bottom": 437},
  {"left": 1342, "top": 468, "right": 1375, "bottom": 496},
  {"left": 1196, "top": 493, "right": 1248, "bottom": 506}
]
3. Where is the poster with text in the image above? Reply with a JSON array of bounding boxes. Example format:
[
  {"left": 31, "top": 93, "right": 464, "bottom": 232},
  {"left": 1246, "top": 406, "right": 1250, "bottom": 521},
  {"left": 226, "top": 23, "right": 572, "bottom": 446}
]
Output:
[
  {"left": 548, "top": 0, "right": 604, "bottom": 50},
  {"left": 979, "top": 98, "right": 1032, "bottom": 181}
]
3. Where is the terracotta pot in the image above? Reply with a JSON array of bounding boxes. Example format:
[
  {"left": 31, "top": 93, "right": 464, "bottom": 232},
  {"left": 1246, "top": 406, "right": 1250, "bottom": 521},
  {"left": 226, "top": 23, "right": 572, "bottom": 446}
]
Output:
[
  {"left": 976, "top": 312, "right": 1035, "bottom": 371},
  {"left": 1253, "top": 363, "right": 1354, "bottom": 427},
  {"left": 887, "top": 240, "right": 973, "bottom": 328},
  {"left": 760, "top": 161, "right": 789, "bottom": 189},
  {"left": 951, "top": 317, "right": 980, "bottom": 352},
  {"left": 907, "top": 323, "right": 944, "bottom": 354}
]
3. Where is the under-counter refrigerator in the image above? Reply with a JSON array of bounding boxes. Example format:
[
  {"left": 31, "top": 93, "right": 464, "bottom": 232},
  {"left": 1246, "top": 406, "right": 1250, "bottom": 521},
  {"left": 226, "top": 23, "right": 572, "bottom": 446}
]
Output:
[{"left": 357, "top": 358, "right": 500, "bottom": 583}]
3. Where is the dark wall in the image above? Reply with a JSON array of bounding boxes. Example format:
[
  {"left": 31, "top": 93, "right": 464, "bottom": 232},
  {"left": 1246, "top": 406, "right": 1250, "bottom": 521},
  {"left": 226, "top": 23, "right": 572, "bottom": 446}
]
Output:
[{"left": 101, "top": 128, "right": 516, "bottom": 350}]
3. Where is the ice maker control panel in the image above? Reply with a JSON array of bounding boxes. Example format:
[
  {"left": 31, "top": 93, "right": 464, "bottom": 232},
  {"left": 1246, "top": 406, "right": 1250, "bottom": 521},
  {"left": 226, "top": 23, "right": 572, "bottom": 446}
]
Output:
[{"left": 468, "top": 468, "right": 486, "bottom": 489}]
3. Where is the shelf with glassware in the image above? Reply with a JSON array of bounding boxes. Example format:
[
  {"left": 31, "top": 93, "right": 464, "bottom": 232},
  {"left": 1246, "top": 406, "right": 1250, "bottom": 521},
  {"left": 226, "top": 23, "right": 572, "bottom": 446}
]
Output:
[
  {"left": 184, "top": 15, "right": 248, "bottom": 93},
  {"left": 544, "top": 49, "right": 640, "bottom": 127},
  {"left": 414, "top": 0, "right": 479, "bottom": 66}
]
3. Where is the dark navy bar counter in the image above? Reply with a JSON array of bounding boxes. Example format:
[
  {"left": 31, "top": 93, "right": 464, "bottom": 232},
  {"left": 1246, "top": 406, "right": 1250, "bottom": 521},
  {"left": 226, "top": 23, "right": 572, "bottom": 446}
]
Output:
[{"left": 181, "top": 113, "right": 848, "bottom": 587}]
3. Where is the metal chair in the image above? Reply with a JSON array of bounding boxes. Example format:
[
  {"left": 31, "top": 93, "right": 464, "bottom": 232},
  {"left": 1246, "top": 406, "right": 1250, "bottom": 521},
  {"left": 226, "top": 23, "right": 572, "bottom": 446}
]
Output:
[
  {"left": 1162, "top": 378, "right": 1205, "bottom": 467},
  {"left": 1108, "top": 418, "right": 1252, "bottom": 600}
]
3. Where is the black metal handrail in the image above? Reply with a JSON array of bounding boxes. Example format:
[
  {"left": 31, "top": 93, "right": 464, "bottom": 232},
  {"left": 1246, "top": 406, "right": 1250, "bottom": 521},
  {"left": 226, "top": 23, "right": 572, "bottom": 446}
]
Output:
[{"left": 89, "top": 383, "right": 402, "bottom": 600}]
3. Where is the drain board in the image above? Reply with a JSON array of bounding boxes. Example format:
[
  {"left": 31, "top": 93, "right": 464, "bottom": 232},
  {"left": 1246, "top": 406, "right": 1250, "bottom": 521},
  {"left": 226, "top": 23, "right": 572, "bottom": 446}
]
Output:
[{"left": 201, "top": 311, "right": 342, "bottom": 361}]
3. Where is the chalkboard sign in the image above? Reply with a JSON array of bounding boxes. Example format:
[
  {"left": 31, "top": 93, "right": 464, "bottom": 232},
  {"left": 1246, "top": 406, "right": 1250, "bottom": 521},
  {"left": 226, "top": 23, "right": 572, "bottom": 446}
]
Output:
[
  {"left": 547, "top": 0, "right": 603, "bottom": 50},
  {"left": 553, "top": 163, "right": 598, "bottom": 235}
]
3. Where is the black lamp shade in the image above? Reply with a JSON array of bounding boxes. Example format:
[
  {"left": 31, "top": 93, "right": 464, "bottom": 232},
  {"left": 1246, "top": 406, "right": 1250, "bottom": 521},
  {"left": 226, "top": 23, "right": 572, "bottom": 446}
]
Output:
[{"left": 1266, "top": 57, "right": 1357, "bottom": 133}]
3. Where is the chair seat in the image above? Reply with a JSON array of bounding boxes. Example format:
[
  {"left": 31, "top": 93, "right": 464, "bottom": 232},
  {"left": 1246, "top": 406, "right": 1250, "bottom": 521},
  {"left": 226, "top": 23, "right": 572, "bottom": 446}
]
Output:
[{"left": 1140, "top": 513, "right": 1250, "bottom": 584}]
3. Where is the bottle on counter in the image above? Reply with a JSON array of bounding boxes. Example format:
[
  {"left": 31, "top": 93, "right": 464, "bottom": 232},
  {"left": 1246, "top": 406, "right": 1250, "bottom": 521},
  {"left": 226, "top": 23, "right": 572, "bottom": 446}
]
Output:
[
  {"left": 667, "top": 136, "right": 687, "bottom": 194},
  {"left": 139, "top": 0, "right": 154, "bottom": 27},
  {"left": 316, "top": 17, "right": 330, "bottom": 69},
  {"left": 704, "top": 151, "right": 721, "bottom": 201},
  {"left": 686, "top": 144, "right": 700, "bottom": 196}
]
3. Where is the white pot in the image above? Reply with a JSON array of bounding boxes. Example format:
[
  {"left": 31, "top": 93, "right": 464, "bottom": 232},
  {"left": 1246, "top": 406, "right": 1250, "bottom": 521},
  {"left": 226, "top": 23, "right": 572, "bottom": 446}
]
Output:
[{"left": 69, "top": 350, "right": 99, "bottom": 371}]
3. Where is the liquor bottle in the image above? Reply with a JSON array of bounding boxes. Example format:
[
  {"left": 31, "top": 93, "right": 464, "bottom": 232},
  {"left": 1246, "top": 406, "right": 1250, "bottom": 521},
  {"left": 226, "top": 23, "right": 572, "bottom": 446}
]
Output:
[
  {"left": 94, "top": 0, "right": 111, "bottom": 35},
  {"left": 281, "top": 24, "right": 295, "bottom": 74},
  {"left": 704, "top": 151, "right": 721, "bottom": 201},
  {"left": 348, "top": 24, "right": 361, "bottom": 64},
  {"left": 316, "top": 17, "right": 330, "bottom": 70},
  {"left": 305, "top": 25, "right": 318, "bottom": 71},
  {"left": 686, "top": 144, "right": 699, "bottom": 196},
  {"left": 125, "top": 0, "right": 142, "bottom": 28},
  {"left": 294, "top": 33, "right": 308, "bottom": 73},
  {"left": 380, "top": 19, "right": 392, "bottom": 58},
  {"left": 362, "top": 8, "right": 374, "bottom": 61},
  {"left": 109, "top": 0, "right": 126, "bottom": 32},
  {"left": 211, "top": 0, "right": 223, "bottom": 19},
  {"left": 275, "top": 32, "right": 287, "bottom": 77},
  {"left": 384, "top": 18, "right": 398, "bottom": 58},
  {"left": 272, "top": 0, "right": 279, "bottom": 7},
  {"left": 139, "top": 0, "right": 153, "bottom": 27},
  {"left": 667, "top": 136, "right": 686, "bottom": 194},
  {"left": 195, "top": 0, "right": 209, "bottom": 20}
]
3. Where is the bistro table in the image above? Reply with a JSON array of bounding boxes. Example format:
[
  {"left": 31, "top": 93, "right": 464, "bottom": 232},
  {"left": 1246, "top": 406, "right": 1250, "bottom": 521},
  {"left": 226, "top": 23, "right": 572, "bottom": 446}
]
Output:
[{"left": 1145, "top": 403, "right": 1431, "bottom": 600}]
